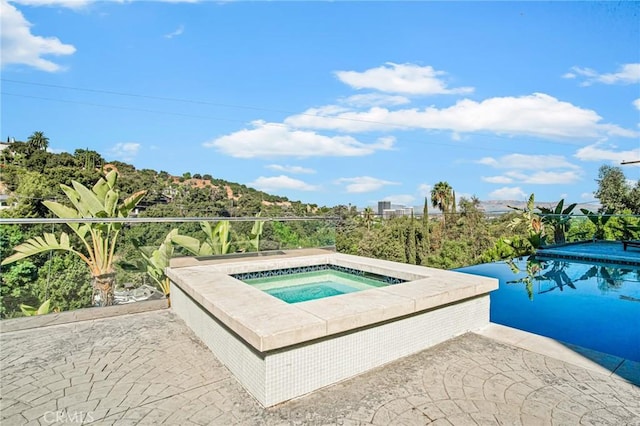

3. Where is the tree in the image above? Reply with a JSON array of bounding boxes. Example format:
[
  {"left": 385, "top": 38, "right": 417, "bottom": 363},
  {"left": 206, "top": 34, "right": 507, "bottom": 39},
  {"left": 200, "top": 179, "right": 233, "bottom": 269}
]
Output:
[
  {"left": 457, "top": 196, "right": 491, "bottom": 259},
  {"left": 451, "top": 190, "right": 457, "bottom": 214},
  {"left": 406, "top": 213, "right": 417, "bottom": 264},
  {"left": 26, "top": 131, "right": 49, "bottom": 153},
  {"left": 34, "top": 253, "right": 92, "bottom": 312},
  {"left": 431, "top": 181, "right": 453, "bottom": 225},
  {"left": 9, "top": 171, "right": 56, "bottom": 217},
  {"left": 362, "top": 207, "right": 375, "bottom": 231},
  {"left": 594, "top": 165, "right": 631, "bottom": 213},
  {"left": 626, "top": 181, "right": 640, "bottom": 214},
  {"left": 422, "top": 197, "right": 430, "bottom": 255},
  {"left": 1, "top": 170, "right": 146, "bottom": 307},
  {"left": 580, "top": 208, "right": 614, "bottom": 240}
]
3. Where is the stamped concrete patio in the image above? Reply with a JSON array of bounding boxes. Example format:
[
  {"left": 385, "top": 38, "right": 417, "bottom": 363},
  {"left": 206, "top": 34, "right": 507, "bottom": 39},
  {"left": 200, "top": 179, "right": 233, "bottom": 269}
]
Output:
[{"left": 1, "top": 310, "right": 639, "bottom": 425}]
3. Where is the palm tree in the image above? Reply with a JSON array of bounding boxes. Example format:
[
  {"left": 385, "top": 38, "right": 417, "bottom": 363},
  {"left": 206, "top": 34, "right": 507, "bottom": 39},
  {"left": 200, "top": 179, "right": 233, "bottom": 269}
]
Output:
[
  {"left": 362, "top": 207, "right": 375, "bottom": 231},
  {"left": 27, "top": 131, "right": 49, "bottom": 152},
  {"left": 1, "top": 170, "right": 146, "bottom": 306},
  {"left": 431, "top": 181, "right": 453, "bottom": 225}
]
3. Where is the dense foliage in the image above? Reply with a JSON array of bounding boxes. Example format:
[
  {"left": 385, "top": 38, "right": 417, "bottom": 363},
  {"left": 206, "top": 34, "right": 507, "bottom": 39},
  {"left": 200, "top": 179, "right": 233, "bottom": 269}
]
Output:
[{"left": 1, "top": 134, "right": 638, "bottom": 317}]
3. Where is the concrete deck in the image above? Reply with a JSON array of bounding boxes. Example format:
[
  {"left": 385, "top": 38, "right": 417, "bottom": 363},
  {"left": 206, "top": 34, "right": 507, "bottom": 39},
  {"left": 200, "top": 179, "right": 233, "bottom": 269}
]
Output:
[{"left": 1, "top": 310, "right": 638, "bottom": 425}]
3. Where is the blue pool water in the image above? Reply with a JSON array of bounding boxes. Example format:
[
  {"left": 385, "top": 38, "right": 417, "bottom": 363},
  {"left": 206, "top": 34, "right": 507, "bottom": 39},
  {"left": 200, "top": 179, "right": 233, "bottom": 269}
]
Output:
[
  {"left": 456, "top": 257, "right": 640, "bottom": 361},
  {"left": 242, "top": 269, "right": 391, "bottom": 303},
  {"left": 265, "top": 281, "right": 360, "bottom": 304}
]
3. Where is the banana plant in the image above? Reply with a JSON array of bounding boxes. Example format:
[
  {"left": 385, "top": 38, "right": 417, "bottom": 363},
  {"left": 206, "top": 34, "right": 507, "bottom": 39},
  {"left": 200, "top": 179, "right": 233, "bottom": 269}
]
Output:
[
  {"left": 20, "top": 299, "right": 51, "bottom": 316},
  {"left": 506, "top": 258, "right": 543, "bottom": 301},
  {"left": 120, "top": 229, "right": 177, "bottom": 307},
  {"left": 508, "top": 194, "right": 544, "bottom": 250},
  {"left": 1, "top": 170, "right": 146, "bottom": 307},
  {"left": 249, "top": 213, "right": 265, "bottom": 252},
  {"left": 538, "top": 199, "right": 577, "bottom": 245},
  {"left": 172, "top": 220, "right": 232, "bottom": 256}
]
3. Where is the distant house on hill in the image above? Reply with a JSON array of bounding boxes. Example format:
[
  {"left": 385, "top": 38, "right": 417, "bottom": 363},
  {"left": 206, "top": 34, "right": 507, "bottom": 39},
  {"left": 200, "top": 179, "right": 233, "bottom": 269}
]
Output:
[
  {"left": 0, "top": 137, "right": 16, "bottom": 153},
  {"left": 0, "top": 194, "right": 14, "bottom": 210}
]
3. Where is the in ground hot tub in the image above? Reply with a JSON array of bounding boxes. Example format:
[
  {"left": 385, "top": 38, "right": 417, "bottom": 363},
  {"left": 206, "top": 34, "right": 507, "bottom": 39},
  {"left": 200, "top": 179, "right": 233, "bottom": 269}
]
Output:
[{"left": 166, "top": 250, "right": 497, "bottom": 407}]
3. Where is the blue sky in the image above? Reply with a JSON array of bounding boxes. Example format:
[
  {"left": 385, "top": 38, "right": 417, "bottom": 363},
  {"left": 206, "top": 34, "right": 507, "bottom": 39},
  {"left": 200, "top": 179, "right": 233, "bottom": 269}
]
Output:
[{"left": 2, "top": 0, "right": 639, "bottom": 209}]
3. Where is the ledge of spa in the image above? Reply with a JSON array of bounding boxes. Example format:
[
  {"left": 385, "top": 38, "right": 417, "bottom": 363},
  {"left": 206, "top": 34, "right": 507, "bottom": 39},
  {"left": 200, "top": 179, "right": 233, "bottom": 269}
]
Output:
[
  {"left": 378, "top": 277, "right": 496, "bottom": 312},
  {"left": 167, "top": 265, "right": 328, "bottom": 352},
  {"left": 169, "top": 248, "right": 336, "bottom": 268},
  {"left": 166, "top": 252, "right": 498, "bottom": 353},
  {"left": 295, "top": 289, "right": 415, "bottom": 335}
]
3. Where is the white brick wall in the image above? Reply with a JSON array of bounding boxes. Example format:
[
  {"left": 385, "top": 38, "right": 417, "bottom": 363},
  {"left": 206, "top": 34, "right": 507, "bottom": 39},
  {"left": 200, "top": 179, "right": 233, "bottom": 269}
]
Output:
[{"left": 172, "top": 281, "right": 489, "bottom": 407}]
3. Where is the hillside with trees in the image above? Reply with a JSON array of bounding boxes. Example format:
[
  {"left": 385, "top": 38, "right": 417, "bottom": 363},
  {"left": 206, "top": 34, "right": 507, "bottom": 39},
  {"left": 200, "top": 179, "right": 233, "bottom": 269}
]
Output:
[{"left": 1, "top": 132, "right": 638, "bottom": 318}]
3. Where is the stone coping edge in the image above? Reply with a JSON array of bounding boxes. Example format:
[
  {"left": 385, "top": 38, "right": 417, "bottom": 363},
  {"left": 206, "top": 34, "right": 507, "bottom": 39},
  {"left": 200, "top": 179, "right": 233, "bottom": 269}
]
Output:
[{"left": 166, "top": 252, "right": 498, "bottom": 352}]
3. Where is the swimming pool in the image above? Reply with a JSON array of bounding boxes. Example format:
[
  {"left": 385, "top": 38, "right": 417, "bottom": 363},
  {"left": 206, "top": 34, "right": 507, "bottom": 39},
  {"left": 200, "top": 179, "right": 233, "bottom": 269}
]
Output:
[
  {"left": 456, "top": 257, "right": 640, "bottom": 361},
  {"left": 236, "top": 266, "right": 403, "bottom": 303}
]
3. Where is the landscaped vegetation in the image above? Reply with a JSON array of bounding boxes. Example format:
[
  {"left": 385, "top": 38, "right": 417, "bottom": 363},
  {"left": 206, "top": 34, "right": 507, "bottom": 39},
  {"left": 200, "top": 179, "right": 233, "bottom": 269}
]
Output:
[{"left": 1, "top": 132, "right": 638, "bottom": 318}]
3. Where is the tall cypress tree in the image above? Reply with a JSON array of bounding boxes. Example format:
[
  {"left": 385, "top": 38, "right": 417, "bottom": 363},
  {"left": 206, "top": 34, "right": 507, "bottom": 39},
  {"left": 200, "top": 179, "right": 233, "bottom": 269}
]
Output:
[
  {"left": 422, "top": 197, "right": 430, "bottom": 257},
  {"left": 406, "top": 213, "right": 416, "bottom": 264}
]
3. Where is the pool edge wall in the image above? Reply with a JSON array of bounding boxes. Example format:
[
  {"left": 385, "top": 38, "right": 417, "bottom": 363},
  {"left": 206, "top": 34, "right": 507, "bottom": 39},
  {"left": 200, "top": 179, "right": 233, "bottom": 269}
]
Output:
[{"left": 171, "top": 281, "right": 490, "bottom": 407}]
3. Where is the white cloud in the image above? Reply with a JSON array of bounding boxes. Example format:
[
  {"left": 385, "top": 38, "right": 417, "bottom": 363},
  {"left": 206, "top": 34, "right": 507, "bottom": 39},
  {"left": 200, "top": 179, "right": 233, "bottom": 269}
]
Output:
[
  {"left": 417, "top": 183, "right": 432, "bottom": 197},
  {"left": 482, "top": 171, "right": 581, "bottom": 185},
  {"left": 247, "top": 175, "right": 319, "bottom": 192},
  {"left": 108, "top": 142, "right": 140, "bottom": 162},
  {"left": 335, "top": 63, "right": 474, "bottom": 96},
  {"left": 479, "top": 154, "right": 582, "bottom": 185},
  {"left": 285, "top": 106, "right": 400, "bottom": 132},
  {"left": 12, "top": 0, "right": 199, "bottom": 7},
  {"left": 335, "top": 176, "right": 399, "bottom": 193},
  {"left": 455, "top": 192, "right": 473, "bottom": 202},
  {"left": 580, "top": 192, "right": 595, "bottom": 200},
  {"left": 381, "top": 194, "right": 416, "bottom": 205},
  {"left": 164, "top": 25, "right": 184, "bottom": 39},
  {"left": 634, "top": 99, "right": 640, "bottom": 111},
  {"left": 266, "top": 164, "right": 316, "bottom": 174},
  {"left": 205, "top": 120, "right": 394, "bottom": 158},
  {"left": 503, "top": 170, "right": 582, "bottom": 185},
  {"left": 1, "top": 0, "right": 76, "bottom": 71},
  {"left": 477, "top": 154, "right": 580, "bottom": 170},
  {"left": 340, "top": 93, "right": 411, "bottom": 107},
  {"left": 564, "top": 63, "right": 640, "bottom": 86},
  {"left": 574, "top": 143, "right": 640, "bottom": 165},
  {"left": 285, "top": 93, "right": 635, "bottom": 139},
  {"left": 482, "top": 176, "right": 513, "bottom": 184},
  {"left": 489, "top": 187, "right": 527, "bottom": 200},
  {"left": 10, "top": 0, "right": 93, "bottom": 8},
  {"left": 46, "top": 147, "right": 67, "bottom": 154}
]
